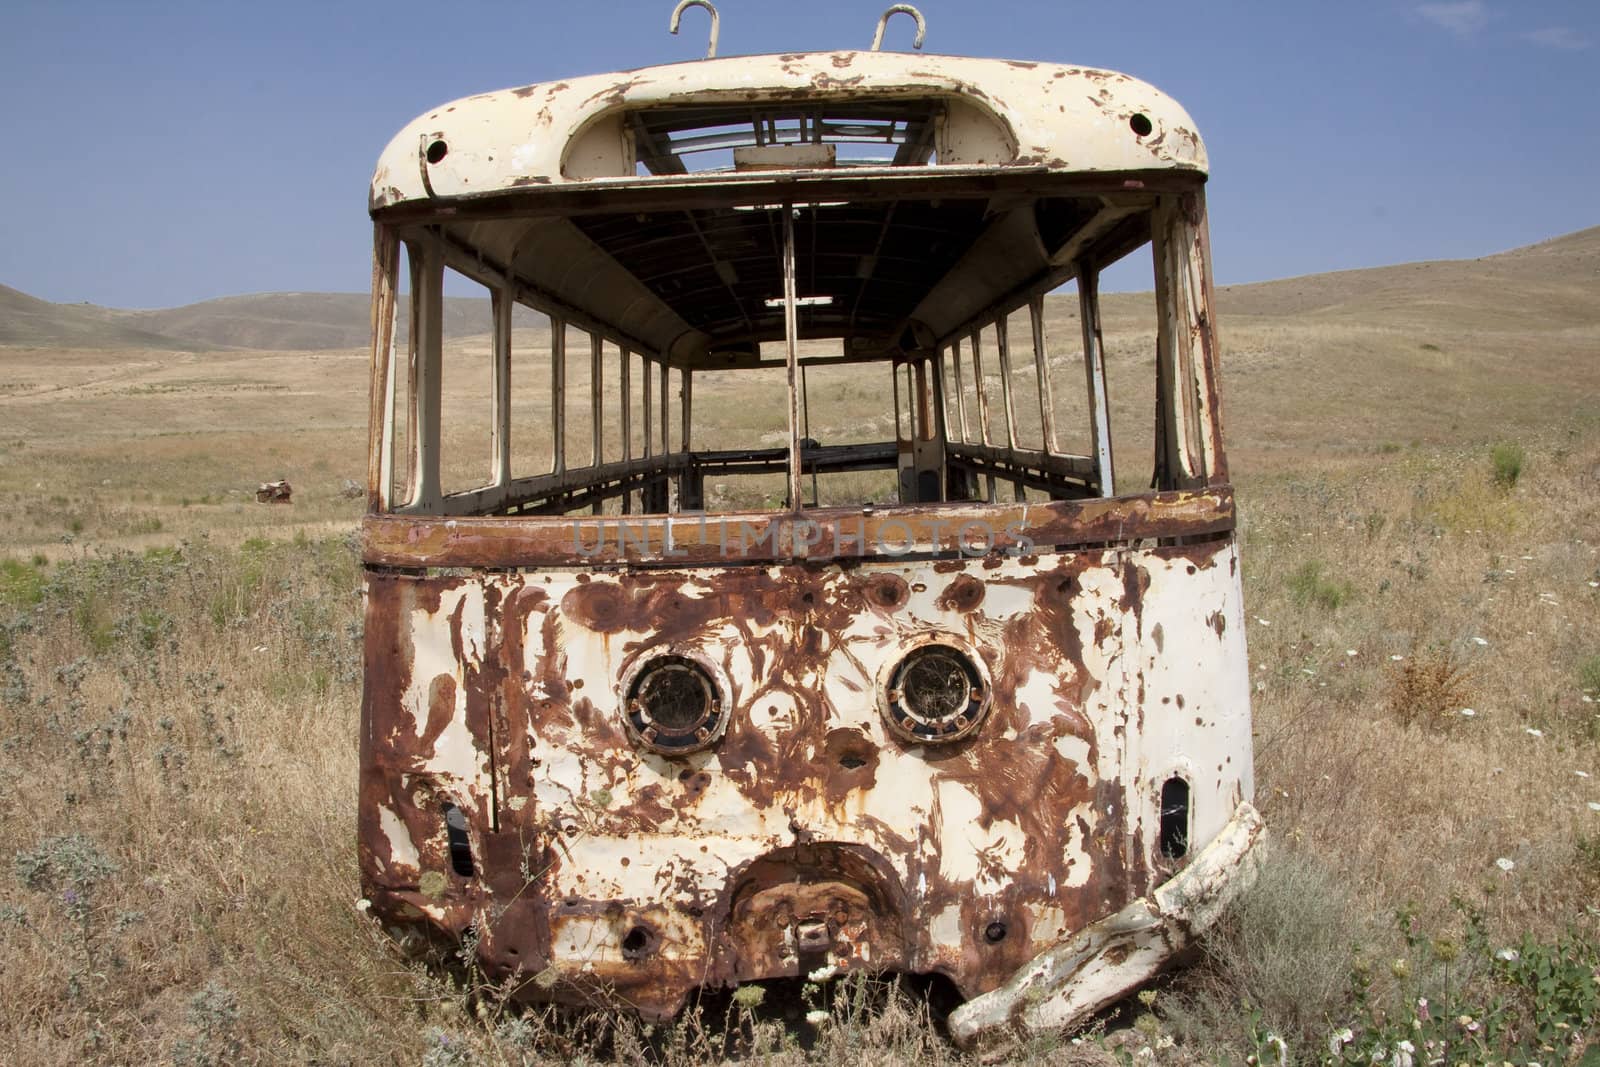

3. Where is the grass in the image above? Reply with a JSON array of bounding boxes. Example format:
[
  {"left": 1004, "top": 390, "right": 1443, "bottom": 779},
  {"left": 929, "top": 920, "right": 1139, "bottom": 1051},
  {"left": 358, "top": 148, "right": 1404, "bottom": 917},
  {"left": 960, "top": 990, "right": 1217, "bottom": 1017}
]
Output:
[
  {"left": 1286, "top": 559, "right": 1355, "bottom": 611},
  {"left": 0, "top": 430, "right": 1595, "bottom": 1063},
  {"left": 1577, "top": 654, "right": 1600, "bottom": 696}
]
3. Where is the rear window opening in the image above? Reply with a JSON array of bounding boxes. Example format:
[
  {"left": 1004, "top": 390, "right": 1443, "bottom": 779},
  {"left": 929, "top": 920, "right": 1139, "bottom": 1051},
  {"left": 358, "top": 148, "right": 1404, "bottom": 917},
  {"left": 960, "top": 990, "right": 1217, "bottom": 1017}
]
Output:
[{"left": 628, "top": 100, "right": 944, "bottom": 175}]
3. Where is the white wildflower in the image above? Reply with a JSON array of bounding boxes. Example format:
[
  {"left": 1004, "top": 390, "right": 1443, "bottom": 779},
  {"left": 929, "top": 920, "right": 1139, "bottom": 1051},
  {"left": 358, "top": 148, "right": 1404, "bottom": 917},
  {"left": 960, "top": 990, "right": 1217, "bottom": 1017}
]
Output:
[
  {"left": 355, "top": 897, "right": 372, "bottom": 914},
  {"left": 1472, "top": 637, "right": 1489, "bottom": 646},
  {"left": 1390, "top": 654, "right": 1405, "bottom": 661},
  {"left": 1393, "top": 1039, "right": 1415, "bottom": 1067},
  {"left": 1588, "top": 802, "right": 1600, "bottom": 813},
  {"left": 1263, "top": 1033, "right": 1288, "bottom": 1065},
  {"left": 806, "top": 964, "right": 838, "bottom": 983},
  {"left": 1494, "top": 857, "right": 1515, "bottom": 873},
  {"left": 1329, "top": 1027, "right": 1355, "bottom": 1055},
  {"left": 1495, "top": 948, "right": 1520, "bottom": 962},
  {"left": 805, "top": 1009, "right": 830, "bottom": 1026},
  {"left": 1460, "top": 708, "right": 1476, "bottom": 718},
  {"left": 1526, "top": 727, "right": 1544, "bottom": 738},
  {"left": 1346, "top": 649, "right": 1358, "bottom": 656}
]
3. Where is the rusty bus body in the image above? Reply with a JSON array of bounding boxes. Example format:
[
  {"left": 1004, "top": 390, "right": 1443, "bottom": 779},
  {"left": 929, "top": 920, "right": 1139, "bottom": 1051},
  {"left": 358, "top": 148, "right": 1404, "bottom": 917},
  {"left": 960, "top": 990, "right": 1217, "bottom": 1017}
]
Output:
[{"left": 359, "top": 11, "right": 1263, "bottom": 1049}]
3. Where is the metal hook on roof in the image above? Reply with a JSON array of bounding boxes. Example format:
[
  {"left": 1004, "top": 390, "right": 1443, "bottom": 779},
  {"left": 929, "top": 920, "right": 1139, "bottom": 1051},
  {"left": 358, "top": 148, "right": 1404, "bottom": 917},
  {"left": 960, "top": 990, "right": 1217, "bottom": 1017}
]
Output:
[
  {"left": 669, "top": 0, "right": 720, "bottom": 59},
  {"left": 870, "top": 4, "right": 926, "bottom": 51}
]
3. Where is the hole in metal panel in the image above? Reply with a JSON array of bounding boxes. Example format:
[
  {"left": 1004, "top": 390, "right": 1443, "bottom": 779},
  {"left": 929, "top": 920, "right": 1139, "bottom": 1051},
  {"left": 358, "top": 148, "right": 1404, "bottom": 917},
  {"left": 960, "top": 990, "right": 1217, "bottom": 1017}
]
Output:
[
  {"left": 1129, "top": 113, "right": 1153, "bottom": 138},
  {"left": 983, "top": 920, "right": 1008, "bottom": 944},
  {"left": 1159, "top": 777, "right": 1191, "bottom": 859},
  {"left": 900, "top": 648, "right": 973, "bottom": 721},
  {"left": 634, "top": 661, "right": 711, "bottom": 731},
  {"left": 621, "top": 924, "right": 656, "bottom": 959},
  {"left": 442, "top": 803, "right": 474, "bottom": 877},
  {"left": 426, "top": 139, "right": 449, "bottom": 164}
]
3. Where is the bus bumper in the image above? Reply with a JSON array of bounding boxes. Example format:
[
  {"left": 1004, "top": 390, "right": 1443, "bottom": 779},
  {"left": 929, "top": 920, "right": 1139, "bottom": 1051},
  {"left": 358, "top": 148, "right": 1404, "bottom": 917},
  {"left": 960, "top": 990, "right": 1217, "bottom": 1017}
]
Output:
[{"left": 948, "top": 801, "right": 1266, "bottom": 1054}]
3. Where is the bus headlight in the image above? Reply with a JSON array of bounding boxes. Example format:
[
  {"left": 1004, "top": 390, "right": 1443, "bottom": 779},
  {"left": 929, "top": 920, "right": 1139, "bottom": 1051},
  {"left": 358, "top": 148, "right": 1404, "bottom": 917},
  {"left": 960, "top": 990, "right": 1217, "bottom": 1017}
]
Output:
[
  {"left": 883, "top": 642, "right": 990, "bottom": 744},
  {"left": 622, "top": 653, "right": 727, "bottom": 755}
]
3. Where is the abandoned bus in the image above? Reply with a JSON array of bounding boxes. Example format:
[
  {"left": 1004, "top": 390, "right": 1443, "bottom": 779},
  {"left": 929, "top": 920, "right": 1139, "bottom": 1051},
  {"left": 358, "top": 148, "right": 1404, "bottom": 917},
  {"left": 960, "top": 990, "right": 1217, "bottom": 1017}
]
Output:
[{"left": 358, "top": 5, "right": 1264, "bottom": 1049}]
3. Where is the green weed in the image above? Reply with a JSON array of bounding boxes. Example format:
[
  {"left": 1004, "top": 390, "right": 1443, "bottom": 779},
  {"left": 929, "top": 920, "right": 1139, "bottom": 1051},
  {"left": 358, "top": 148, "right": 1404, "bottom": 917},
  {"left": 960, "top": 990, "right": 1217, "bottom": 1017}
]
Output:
[
  {"left": 1578, "top": 654, "right": 1600, "bottom": 695},
  {"left": 1287, "top": 560, "right": 1354, "bottom": 611},
  {"left": 0, "top": 558, "right": 46, "bottom": 611},
  {"left": 1490, "top": 441, "right": 1525, "bottom": 489}
]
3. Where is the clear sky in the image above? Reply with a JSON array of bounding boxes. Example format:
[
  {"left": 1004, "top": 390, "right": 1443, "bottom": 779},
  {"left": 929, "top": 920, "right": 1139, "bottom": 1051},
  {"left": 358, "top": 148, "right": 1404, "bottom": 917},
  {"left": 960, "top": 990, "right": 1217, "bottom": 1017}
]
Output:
[{"left": 3, "top": 0, "right": 1596, "bottom": 308}]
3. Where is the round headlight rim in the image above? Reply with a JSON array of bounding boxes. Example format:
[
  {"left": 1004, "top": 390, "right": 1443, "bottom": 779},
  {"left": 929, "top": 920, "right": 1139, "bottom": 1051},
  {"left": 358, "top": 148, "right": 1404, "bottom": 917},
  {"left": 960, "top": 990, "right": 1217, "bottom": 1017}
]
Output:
[
  {"left": 618, "top": 650, "right": 729, "bottom": 756},
  {"left": 880, "top": 637, "right": 991, "bottom": 746}
]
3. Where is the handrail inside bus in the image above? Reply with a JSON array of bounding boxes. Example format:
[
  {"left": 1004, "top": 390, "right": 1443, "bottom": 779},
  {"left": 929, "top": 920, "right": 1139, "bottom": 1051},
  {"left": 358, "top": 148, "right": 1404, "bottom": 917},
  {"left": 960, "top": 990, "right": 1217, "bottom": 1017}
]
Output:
[
  {"left": 669, "top": 0, "right": 720, "bottom": 59},
  {"left": 871, "top": 5, "right": 926, "bottom": 51}
]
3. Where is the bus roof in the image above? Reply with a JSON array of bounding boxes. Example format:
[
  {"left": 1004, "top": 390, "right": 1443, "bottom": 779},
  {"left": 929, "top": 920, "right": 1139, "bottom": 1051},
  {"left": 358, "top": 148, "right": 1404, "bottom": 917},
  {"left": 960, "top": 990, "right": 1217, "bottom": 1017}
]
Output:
[{"left": 370, "top": 51, "right": 1207, "bottom": 212}]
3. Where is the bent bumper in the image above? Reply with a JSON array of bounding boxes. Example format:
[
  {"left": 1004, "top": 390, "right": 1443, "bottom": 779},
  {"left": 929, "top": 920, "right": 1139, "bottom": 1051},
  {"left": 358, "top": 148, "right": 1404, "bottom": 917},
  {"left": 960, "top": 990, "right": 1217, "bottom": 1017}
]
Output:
[{"left": 949, "top": 801, "right": 1267, "bottom": 1053}]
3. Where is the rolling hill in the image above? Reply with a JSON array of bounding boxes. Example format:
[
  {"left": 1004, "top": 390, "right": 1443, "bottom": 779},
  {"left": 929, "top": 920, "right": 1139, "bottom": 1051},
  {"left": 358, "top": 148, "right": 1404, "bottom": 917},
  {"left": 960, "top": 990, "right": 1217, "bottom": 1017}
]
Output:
[{"left": 4, "top": 225, "right": 1596, "bottom": 352}]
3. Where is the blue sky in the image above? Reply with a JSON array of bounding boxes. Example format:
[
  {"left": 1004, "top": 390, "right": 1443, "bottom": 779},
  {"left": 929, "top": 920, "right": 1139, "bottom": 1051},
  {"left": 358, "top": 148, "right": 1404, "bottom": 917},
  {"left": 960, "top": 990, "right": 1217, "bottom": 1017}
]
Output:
[{"left": 2, "top": 0, "right": 1595, "bottom": 308}]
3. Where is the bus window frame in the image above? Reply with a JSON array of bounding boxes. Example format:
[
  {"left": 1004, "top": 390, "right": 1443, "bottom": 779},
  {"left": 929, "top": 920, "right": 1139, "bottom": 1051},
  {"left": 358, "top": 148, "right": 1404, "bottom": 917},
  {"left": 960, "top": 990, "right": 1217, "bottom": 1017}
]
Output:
[{"left": 366, "top": 184, "right": 1229, "bottom": 540}]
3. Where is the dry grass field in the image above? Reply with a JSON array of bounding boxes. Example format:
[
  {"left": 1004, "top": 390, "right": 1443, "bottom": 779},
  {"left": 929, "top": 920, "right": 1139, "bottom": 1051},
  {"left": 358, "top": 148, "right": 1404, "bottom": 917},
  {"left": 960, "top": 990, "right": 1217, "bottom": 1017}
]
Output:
[{"left": 1, "top": 227, "right": 1597, "bottom": 1064}]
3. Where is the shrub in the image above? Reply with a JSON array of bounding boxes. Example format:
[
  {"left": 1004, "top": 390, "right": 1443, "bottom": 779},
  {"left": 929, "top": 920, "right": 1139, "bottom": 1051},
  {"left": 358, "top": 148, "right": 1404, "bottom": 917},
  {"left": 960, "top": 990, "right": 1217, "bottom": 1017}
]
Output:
[
  {"left": 1162, "top": 849, "right": 1369, "bottom": 1054},
  {"left": 1287, "top": 560, "right": 1354, "bottom": 612},
  {"left": 170, "top": 983, "right": 243, "bottom": 1067},
  {"left": 1489, "top": 441, "right": 1525, "bottom": 489},
  {"left": 1386, "top": 648, "right": 1472, "bottom": 730}
]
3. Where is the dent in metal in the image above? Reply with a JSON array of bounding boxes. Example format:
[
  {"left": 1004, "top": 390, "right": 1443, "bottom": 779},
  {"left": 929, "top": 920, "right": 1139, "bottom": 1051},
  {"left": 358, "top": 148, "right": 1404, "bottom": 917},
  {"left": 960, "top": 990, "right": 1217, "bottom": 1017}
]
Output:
[{"left": 948, "top": 802, "right": 1266, "bottom": 1054}]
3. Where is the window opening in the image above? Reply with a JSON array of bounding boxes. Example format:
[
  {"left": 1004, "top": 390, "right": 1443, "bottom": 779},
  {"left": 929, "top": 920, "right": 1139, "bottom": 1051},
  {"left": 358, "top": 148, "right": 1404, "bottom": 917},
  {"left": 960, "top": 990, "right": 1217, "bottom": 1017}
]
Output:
[{"left": 1158, "top": 777, "right": 1191, "bottom": 860}]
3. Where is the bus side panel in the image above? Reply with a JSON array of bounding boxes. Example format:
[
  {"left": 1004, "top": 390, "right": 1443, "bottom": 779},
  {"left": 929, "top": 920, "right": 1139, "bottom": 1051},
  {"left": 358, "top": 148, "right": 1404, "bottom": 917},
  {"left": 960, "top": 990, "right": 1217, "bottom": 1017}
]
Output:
[
  {"left": 1120, "top": 538, "right": 1253, "bottom": 875},
  {"left": 358, "top": 574, "right": 496, "bottom": 939}
]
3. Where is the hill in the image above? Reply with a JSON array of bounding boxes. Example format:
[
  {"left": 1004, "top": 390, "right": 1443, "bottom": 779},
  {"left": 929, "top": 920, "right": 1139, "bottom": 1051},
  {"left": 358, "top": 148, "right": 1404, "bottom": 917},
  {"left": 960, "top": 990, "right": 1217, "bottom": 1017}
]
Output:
[
  {"left": 4, "top": 224, "right": 1597, "bottom": 352},
  {"left": 1212, "top": 223, "right": 1600, "bottom": 332},
  {"left": 0, "top": 283, "right": 211, "bottom": 350},
  {"left": 0, "top": 287, "right": 530, "bottom": 351}
]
